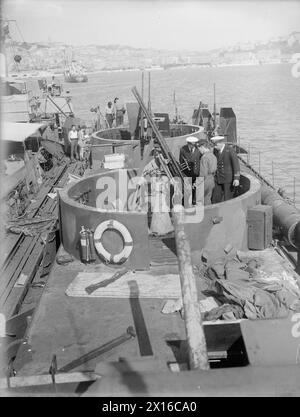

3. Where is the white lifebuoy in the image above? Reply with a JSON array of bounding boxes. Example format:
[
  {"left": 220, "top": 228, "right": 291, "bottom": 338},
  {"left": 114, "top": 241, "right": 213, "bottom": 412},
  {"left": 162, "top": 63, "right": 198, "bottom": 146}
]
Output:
[{"left": 94, "top": 219, "right": 133, "bottom": 264}]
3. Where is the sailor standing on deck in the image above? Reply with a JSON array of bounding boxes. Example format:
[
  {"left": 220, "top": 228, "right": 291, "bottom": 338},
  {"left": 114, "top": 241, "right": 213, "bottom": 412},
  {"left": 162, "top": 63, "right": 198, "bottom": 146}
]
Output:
[
  {"left": 78, "top": 126, "right": 86, "bottom": 161},
  {"left": 198, "top": 140, "right": 217, "bottom": 205},
  {"left": 211, "top": 136, "right": 240, "bottom": 203},
  {"left": 105, "top": 101, "right": 114, "bottom": 128},
  {"left": 68, "top": 125, "right": 79, "bottom": 162},
  {"left": 114, "top": 97, "right": 126, "bottom": 127},
  {"left": 179, "top": 136, "right": 201, "bottom": 205}
]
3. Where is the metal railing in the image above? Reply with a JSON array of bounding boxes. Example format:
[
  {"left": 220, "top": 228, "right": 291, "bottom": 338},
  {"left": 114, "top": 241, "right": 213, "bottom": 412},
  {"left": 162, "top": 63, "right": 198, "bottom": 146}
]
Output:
[{"left": 237, "top": 137, "right": 299, "bottom": 208}]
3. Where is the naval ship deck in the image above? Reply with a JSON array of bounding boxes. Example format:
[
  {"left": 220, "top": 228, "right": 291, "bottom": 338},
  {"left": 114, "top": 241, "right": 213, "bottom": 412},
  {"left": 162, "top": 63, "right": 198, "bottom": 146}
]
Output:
[
  {"left": 12, "top": 225, "right": 299, "bottom": 378},
  {"left": 4, "top": 161, "right": 300, "bottom": 395},
  {"left": 13, "top": 234, "right": 248, "bottom": 378}
]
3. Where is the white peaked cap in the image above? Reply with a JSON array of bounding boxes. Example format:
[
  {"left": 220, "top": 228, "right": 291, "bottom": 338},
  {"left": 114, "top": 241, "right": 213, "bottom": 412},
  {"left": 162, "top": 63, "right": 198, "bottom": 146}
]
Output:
[
  {"left": 186, "top": 136, "right": 199, "bottom": 144},
  {"left": 211, "top": 135, "right": 226, "bottom": 143}
]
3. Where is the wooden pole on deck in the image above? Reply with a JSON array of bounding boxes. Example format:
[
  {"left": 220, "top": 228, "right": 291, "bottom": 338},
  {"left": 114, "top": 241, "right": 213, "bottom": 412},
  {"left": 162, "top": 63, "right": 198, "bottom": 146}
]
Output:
[{"left": 172, "top": 205, "right": 209, "bottom": 371}]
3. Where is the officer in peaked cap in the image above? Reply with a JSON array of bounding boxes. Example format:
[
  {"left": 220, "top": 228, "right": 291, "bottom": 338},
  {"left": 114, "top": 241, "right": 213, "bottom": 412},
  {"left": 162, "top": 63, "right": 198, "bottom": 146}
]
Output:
[
  {"left": 211, "top": 136, "right": 240, "bottom": 203},
  {"left": 211, "top": 135, "right": 226, "bottom": 144},
  {"left": 186, "top": 136, "right": 199, "bottom": 143},
  {"left": 179, "top": 136, "right": 201, "bottom": 205},
  {"left": 179, "top": 136, "right": 201, "bottom": 177}
]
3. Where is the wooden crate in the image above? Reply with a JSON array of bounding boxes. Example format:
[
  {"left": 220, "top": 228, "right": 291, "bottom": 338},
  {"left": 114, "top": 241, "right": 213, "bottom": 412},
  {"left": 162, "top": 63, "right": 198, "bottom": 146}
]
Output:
[{"left": 247, "top": 205, "right": 273, "bottom": 250}]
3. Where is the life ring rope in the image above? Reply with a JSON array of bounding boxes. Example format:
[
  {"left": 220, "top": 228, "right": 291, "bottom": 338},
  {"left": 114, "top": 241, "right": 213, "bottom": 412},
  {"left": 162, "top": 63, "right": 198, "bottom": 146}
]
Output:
[{"left": 94, "top": 219, "right": 133, "bottom": 264}]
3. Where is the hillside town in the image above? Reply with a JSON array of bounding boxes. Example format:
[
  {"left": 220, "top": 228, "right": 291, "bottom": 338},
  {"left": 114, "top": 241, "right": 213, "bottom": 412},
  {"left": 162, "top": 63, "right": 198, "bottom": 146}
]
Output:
[{"left": 3, "top": 29, "right": 300, "bottom": 74}]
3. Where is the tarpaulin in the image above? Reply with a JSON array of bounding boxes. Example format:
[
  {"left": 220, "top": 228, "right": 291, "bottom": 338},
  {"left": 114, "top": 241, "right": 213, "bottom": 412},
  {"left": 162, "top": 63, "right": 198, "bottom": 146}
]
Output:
[
  {"left": 204, "top": 248, "right": 300, "bottom": 320},
  {"left": 217, "top": 279, "right": 287, "bottom": 319}
]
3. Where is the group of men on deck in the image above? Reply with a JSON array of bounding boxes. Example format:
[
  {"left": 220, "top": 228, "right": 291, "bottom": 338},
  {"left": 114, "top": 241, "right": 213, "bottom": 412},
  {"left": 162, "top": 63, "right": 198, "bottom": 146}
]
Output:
[
  {"left": 105, "top": 98, "right": 126, "bottom": 128},
  {"left": 68, "top": 125, "right": 92, "bottom": 165},
  {"left": 179, "top": 135, "right": 240, "bottom": 205}
]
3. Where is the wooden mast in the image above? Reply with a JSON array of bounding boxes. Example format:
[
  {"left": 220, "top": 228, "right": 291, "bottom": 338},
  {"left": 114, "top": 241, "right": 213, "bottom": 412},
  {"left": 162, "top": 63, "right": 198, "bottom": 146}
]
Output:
[
  {"left": 148, "top": 71, "right": 151, "bottom": 114},
  {"left": 173, "top": 90, "right": 178, "bottom": 122},
  {"left": 213, "top": 83, "right": 216, "bottom": 130},
  {"left": 140, "top": 71, "right": 144, "bottom": 140}
]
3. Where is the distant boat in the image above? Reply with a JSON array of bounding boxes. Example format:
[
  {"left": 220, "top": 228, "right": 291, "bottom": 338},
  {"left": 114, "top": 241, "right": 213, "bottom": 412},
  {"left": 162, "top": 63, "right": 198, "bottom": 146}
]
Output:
[
  {"left": 144, "top": 65, "right": 164, "bottom": 71},
  {"left": 64, "top": 60, "right": 88, "bottom": 83}
]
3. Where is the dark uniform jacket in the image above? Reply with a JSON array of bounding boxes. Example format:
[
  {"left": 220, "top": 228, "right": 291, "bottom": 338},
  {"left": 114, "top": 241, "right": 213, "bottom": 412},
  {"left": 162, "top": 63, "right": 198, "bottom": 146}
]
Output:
[
  {"left": 179, "top": 145, "right": 201, "bottom": 177},
  {"left": 214, "top": 144, "right": 240, "bottom": 184}
]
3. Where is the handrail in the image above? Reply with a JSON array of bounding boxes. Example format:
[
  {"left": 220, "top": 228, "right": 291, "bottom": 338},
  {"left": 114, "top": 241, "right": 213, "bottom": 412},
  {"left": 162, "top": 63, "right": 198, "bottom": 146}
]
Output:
[
  {"left": 237, "top": 136, "right": 298, "bottom": 207},
  {"left": 91, "top": 142, "right": 138, "bottom": 148}
]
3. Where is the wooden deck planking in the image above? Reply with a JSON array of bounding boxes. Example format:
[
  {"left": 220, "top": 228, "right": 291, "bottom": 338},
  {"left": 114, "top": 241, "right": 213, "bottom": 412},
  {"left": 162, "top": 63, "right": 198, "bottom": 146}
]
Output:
[
  {"left": 1, "top": 160, "right": 83, "bottom": 318},
  {"left": 13, "top": 245, "right": 186, "bottom": 375},
  {"left": 2, "top": 238, "right": 45, "bottom": 317},
  {"left": 13, "top": 239, "right": 244, "bottom": 377}
]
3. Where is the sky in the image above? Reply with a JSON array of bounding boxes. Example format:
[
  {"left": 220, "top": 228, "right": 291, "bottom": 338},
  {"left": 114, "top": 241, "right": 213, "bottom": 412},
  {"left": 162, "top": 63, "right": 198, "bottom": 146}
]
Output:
[{"left": 2, "top": 0, "right": 300, "bottom": 51}]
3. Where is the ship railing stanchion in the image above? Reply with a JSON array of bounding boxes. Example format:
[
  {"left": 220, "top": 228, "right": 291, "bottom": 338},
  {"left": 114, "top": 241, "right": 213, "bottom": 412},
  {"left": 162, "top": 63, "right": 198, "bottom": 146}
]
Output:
[{"left": 49, "top": 354, "right": 57, "bottom": 393}]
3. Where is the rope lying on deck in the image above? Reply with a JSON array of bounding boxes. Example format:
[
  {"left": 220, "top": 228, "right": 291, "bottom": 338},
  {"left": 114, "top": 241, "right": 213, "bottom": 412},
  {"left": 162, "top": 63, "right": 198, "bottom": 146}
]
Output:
[{"left": 6, "top": 216, "right": 58, "bottom": 236}]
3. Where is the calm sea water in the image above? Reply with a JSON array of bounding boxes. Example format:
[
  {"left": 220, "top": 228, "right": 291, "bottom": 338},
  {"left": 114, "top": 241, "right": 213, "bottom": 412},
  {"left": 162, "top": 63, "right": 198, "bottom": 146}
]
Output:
[{"left": 56, "top": 64, "right": 300, "bottom": 206}]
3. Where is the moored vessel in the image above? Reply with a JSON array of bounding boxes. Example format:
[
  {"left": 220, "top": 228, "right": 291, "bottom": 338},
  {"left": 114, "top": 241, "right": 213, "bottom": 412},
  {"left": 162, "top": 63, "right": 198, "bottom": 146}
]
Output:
[{"left": 64, "top": 61, "right": 88, "bottom": 83}]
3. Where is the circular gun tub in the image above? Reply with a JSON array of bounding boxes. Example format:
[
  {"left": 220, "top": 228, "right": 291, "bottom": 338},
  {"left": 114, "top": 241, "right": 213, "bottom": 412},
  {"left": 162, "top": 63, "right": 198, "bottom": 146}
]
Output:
[
  {"left": 90, "top": 124, "right": 205, "bottom": 168},
  {"left": 58, "top": 169, "right": 261, "bottom": 269}
]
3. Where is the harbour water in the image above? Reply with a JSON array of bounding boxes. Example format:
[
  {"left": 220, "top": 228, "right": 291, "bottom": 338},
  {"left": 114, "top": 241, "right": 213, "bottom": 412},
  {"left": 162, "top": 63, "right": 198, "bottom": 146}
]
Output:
[{"left": 58, "top": 63, "right": 300, "bottom": 206}]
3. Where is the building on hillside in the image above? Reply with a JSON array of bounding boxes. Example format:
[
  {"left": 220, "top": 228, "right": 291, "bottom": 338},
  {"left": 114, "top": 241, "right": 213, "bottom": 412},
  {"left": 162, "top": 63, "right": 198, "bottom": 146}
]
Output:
[{"left": 288, "top": 32, "right": 300, "bottom": 47}]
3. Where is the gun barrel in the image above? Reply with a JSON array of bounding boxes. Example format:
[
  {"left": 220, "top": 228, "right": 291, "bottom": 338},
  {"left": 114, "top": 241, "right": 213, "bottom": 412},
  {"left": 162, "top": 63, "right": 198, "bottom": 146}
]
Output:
[{"left": 261, "top": 185, "right": 300, "bottom": 249}]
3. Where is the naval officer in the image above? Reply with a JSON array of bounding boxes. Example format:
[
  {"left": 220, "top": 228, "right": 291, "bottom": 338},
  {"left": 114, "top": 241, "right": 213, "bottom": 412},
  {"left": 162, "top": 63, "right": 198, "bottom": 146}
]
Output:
[
  {"left": 179, "top": 136, "right": 201, "bottom": 177},
  {"left": 211, "top": 135, "right": 240, "bottom": 203}
]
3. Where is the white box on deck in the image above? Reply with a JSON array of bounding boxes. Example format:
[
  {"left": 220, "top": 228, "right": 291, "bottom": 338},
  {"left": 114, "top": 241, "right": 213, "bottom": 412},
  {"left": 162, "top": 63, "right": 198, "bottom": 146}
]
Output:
[{"left": 103, "top": 153, "right": 125, "bottom": 169}]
